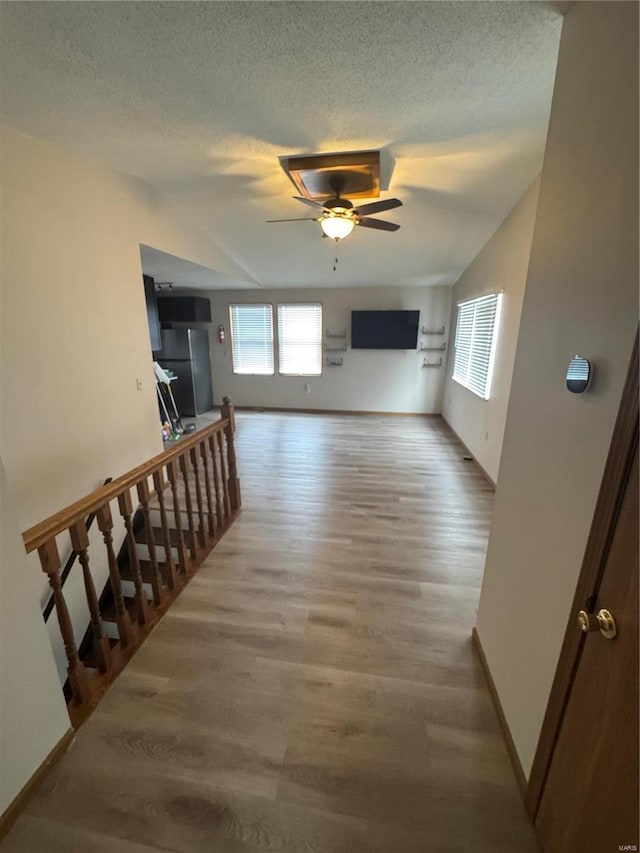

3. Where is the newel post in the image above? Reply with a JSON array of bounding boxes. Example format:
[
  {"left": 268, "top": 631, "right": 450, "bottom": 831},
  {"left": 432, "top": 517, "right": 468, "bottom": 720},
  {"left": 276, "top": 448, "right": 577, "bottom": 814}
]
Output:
[{"left": 220, "top": 396, "right": 241, "bottom": 511}]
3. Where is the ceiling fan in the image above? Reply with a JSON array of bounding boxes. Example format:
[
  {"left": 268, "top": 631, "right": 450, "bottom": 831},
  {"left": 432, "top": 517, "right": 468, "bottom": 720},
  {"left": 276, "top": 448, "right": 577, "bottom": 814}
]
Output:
[{"left": 267, "top": 175, "right": 402, "bottom": 241}]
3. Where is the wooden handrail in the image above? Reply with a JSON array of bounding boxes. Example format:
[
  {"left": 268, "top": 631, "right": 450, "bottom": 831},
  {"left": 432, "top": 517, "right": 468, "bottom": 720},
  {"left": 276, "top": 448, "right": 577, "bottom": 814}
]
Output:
[
  {"left": 23, "top": 417, "right": 229, "bottom": 553},
  {"left": 26, "top": 398, "right": 241, "bottom": 723}
]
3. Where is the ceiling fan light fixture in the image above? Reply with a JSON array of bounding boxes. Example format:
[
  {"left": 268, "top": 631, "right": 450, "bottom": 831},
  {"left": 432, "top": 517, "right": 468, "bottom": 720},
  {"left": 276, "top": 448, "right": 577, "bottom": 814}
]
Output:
[{"left": 320, "top": 215, "right": 355, "bottom": 240}]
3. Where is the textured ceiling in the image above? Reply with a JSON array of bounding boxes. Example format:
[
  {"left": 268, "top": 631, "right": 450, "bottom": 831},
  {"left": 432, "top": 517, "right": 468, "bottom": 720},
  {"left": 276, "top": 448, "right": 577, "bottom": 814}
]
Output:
[{"left": 0, "top": 2, "right": 563, "bottom": 289}]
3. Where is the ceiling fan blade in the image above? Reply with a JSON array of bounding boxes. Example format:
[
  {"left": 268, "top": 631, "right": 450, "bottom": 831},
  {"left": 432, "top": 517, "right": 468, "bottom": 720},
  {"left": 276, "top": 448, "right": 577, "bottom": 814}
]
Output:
[
  {"left": 266, "top": 217, "right": 317, "bottom": 223},
  {"left": 356, "top": 217, "right": 400, "bottom": 232},
  {"left": 293, "top": 196, "right": 329, "bottom": 210},
  {"left": 353, "top": 198, "right": 403, "bottom": 216}
]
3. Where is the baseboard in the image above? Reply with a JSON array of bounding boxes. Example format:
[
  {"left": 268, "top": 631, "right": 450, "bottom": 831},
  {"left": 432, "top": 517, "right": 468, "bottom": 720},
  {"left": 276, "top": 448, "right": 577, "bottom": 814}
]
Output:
[
  {"left": 234, "top": 405, "right": 439, "bottom": 417},
  {"left": 441, "top": 420, "right": 496, "bottom": 489},
  {"left": 471, "top": 627, "right": 527, "bottom": 797},
  {"left": 0, "top": 728, "right": 74, "bottom": 840}
]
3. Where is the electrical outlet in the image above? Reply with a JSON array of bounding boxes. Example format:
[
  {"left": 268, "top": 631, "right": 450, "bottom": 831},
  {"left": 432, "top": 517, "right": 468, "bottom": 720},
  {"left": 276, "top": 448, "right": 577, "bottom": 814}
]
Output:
[
  {"left": 304, "top": 383, "right": 311, "bottom": 394},
  {"left": 136, "top": 378, "right": 143, "bottom": 391}
]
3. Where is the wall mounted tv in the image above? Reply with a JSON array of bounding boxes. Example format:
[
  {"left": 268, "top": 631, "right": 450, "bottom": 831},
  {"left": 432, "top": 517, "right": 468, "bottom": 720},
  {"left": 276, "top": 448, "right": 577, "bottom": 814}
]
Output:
[{"left": 351, "top": 310, "right": 420, "bottom": 350}]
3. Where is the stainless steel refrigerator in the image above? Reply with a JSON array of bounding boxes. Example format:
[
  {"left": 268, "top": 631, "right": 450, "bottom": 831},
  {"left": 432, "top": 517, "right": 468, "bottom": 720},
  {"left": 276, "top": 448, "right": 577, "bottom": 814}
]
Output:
[{"left": 157, "top": 328, "right": 213, "bottom": 416}]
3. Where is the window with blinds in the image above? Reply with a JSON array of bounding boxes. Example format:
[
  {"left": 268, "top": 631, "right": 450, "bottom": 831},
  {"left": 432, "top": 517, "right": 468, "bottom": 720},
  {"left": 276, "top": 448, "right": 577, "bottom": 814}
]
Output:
[
  {"left": 452, "top": 293, "right": 503, "bottom": 399},
  {"left": 229, "top": 304, "right": 274, "bottom": 375},
  {"left": 277, "top": 303, "right": 323, "bottom": 376}
]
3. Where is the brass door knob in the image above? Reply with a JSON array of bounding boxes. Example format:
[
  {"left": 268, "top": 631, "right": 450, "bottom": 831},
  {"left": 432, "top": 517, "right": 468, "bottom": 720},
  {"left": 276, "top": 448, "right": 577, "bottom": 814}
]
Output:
[{"left": 577, "top": 608, "right": 617, "bottom": 639}]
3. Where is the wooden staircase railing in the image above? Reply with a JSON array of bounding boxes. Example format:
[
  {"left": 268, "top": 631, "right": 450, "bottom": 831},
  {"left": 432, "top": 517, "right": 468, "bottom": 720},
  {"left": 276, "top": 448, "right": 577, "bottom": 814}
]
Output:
[
  {"left": 23, "top": 398, "right": 241, "bottom": 726},
  {"left": 42, "top": 477, "right": 113, "bottom": 623}
]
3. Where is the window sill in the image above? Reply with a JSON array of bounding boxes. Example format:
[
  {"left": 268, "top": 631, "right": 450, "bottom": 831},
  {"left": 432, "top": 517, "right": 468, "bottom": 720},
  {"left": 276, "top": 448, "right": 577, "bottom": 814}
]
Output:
[{"left": 452, "top": 375, "right": 489, "bottom": 401}]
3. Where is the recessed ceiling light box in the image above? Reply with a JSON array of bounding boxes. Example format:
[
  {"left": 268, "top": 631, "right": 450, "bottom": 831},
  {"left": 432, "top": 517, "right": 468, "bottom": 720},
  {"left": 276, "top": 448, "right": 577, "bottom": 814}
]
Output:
[{"left": 282, "top": 150, "right": 381, "bottom": 201}]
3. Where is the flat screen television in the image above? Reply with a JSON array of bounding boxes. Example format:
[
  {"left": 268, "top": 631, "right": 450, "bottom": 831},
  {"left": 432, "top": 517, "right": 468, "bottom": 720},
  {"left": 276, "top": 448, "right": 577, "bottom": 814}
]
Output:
[{"left": 351, "top": 310, "right": 419, "bottom": 350}]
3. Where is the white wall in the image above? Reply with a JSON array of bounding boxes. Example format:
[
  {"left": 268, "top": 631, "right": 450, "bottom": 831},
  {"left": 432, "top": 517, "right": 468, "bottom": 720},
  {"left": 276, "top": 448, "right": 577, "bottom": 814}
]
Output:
[
  {"left": 476, "top": 1, "right": 638, "bottom": 779},
  {"left": 0, "top": 125, "right": 250, "bottom": 529},
  {"left": 442, "top": 178, "right": 540, "bottom": 483},
  {"left": 201, "top": 286, "right": 452, "bottom": 414},
  {"left": 0, "top": 459, "right": 70, "bottom": 815},
  {"left": 0, "top": 127, "right": 254, "bottom": 810}
]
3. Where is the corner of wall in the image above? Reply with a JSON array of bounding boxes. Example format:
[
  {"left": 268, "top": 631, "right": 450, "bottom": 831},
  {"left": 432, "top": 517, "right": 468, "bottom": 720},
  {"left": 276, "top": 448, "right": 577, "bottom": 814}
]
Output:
[
  {"left": 441, "top": 178, "right": 541, "bottom": 483},
  {"left": 0, "top": 459, "right": 70, "bottom": 816}
]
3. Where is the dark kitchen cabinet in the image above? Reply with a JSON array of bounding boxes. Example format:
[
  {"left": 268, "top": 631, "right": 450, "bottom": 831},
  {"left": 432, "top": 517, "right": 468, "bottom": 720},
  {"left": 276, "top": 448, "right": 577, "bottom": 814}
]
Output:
[
  {"left": 157, "top": 296, "right": 212, "bottom": 324},
  {"left": 143, "top": 275, "right": 162, "bottom": 353}
]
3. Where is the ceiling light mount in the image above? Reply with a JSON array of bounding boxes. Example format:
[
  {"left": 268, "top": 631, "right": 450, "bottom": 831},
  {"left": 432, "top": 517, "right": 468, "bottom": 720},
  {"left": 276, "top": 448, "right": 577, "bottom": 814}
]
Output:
[
  {"left": 324, "top": 197, "right": 353, "bottom": 213},
  {"left": 283, "top": 151, "right": 381, "bottom": 201}
]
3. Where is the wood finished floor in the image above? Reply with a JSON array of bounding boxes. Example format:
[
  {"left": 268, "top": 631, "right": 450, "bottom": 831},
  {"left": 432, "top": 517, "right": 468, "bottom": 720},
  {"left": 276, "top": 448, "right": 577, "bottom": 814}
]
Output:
[{"left": 2, "top": 413, "right": 539, "bottom": 853}]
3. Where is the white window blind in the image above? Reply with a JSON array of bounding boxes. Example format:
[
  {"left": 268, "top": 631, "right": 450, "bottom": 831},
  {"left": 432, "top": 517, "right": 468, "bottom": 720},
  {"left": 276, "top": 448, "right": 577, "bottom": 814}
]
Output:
[
  {"left": 452, "top": 293, "right": 503, "bottom": 399},
  {"left": 277, "top": 303, "right": 322, "bottom": 376},
  {"left": 229, "top": 304, "right": 274, "bottom": 375}
]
